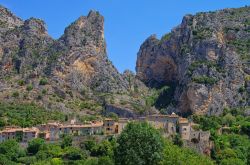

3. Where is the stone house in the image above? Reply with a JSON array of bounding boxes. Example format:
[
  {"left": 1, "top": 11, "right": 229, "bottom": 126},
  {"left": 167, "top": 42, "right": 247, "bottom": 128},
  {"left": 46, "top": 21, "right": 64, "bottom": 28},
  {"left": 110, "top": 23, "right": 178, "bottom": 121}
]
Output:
[
  {"left": 179, "top": 118, "right": 191, "bottom": 140},
  {"left": 0, "top": 126, "right": 39, "bottom": 142},
  {"left": 103, "top": 118, "right": 118, "bottom": 135},
  {"left": 144, "top": 113, "right": 179, "bottom": 136},
  {"left": 22, "top": 127, "right": 39, "bottom": 142}
]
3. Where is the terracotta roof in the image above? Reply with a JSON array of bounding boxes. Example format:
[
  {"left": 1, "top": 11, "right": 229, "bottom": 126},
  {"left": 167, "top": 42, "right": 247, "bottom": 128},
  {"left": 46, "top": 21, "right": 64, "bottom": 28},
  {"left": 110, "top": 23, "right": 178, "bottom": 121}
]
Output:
[{"left": 179, "top": 118, "right": 189, "bottom": 124}]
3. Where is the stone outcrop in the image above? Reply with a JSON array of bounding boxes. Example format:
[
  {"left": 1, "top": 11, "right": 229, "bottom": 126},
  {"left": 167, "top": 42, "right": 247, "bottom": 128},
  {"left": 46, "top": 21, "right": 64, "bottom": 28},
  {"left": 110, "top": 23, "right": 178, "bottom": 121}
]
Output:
[
  {"left": 0, "top": 6, "right": 145, "bottom": 115},
  {"left": 136, "top": 6, "right": 250, "bottom": 115}
]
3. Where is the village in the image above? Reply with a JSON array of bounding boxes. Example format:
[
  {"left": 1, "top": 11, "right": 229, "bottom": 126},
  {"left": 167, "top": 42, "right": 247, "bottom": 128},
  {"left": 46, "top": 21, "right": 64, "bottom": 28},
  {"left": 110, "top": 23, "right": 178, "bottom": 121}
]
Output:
[{"left": 0, "top": 113, "right": 212, "bottom": 155}]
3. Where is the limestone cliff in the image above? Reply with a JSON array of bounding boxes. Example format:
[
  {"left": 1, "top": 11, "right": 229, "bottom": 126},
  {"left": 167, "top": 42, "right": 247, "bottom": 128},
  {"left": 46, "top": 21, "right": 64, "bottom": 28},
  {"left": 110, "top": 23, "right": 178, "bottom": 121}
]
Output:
[
  {"left": 136, "top": 6, "right": 250, "bottom": 115},
  {"left": 0, "top": 5, "right": 148, "bottom": 115}
]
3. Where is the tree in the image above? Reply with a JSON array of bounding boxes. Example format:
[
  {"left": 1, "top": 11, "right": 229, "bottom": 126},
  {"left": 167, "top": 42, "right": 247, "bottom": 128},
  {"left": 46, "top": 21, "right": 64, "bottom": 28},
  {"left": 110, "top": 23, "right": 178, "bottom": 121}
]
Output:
[
  {"left": 247, "top": 147, "right": 250, "bottom": 165},
  {"left": 241, "top": 122, "right": 250, "bottom": 136},
  {"left": 36, "top": 143, "right": 63, "bottom": 160},
  {"left": 61, "top": 135, "right": 72, "bottom": 149},
  {"left": 63, "top": 146, "right": 87, "bottom": 161},
  {"left": 98, "top": 156, "right": 114, "bottom": 165},
  {"left": 114, "top": 122, "right": 164, "bottom": 165},
  {"left": 161, "top": 140, "right": 214, "bottom": 165},
  {"left": 80, "top": 139, "right": 96, "bottom": 151},
  {"left": 0, "top": 140, "right": 25, "bottom": 161},
  {"left": 173, "top": 134, "right": 183, "bottom": 147},
  {"left": 0, "top": 154, "right": 16, "bottom": 165},
  {"left": 220, "top": 158, "right": 245, "bottom": 165},
  {"left": 27, "top": 138, "right": 45, "bottom": 155},
  {"left": 222, "top": 114, "right": 236, "bottom": 126},
  {"left": 50, "top": 158, "right": 63, "bottom": 165},
  {"left": 91, "top": 140, "right": 114, "bottom": 158}
]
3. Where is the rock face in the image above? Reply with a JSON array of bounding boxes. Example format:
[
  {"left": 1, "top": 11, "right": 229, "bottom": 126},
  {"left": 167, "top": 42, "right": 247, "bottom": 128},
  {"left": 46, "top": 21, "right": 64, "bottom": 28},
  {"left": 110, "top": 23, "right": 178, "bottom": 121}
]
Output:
[
  {"left": 0, "top": 5, "right": 150, "bottom": 116},
  {"left": 0, "top": 6, "right": 128, "bottom": 94},
  {"left": 136, "top": 6, "right": 250, "bottom": 115},
  {"left": 52, "top": 10, "right": 129, "bottom": 93}
]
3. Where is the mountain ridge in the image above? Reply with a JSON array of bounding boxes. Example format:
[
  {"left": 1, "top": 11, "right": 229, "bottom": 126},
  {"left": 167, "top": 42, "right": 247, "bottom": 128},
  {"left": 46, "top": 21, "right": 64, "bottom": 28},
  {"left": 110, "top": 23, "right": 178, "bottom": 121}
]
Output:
[
  {"left": 0, "top": 5, "right": 150, "bottom": 117},
  {"left": 136, "top": 5, "right": 250, "bottom": 115}
]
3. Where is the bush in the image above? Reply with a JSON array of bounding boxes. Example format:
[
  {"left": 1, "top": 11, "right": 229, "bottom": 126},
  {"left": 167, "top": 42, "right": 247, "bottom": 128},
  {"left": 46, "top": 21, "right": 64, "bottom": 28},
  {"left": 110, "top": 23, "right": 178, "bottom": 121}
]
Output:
[
  {"left": 173, "top": 134, "right": 183, "bottom": 147},
  {"left": 192, "top": 76, "right": 217, "bottom": 85},
  {"left": 12, "top": 91, "right": 19, "bottom": 98},
  {"left": 0, "top": 102, "right": 65, "bottom": 128},
  {"left": 91, "top": 140, "right": 114, "bottom": 158},
  {"left": 39, "top": 78, "right": 48, "bottom": 85},
  {"left": 238, "top": 86, "right": 246, "bottom": 93},
  {"left": 241, "top": 122, "right": 250, "bottom": 136},
  {"left": 63, "top": 146, "right": 87, "bottom": 160},
  {"left": 42, "top": 89, "right": 47, "bottom": 95},
  {"left": 61, "top": 135, "right": 72, "bottom": 149},
  {"left": 160, "top": 33, "right": 171, "bottom": 42},
  {"left": 26, "top": 84, "right": 33, "bottom": 91},
  {"left": 192, "top": 27, "right": 212, "bottom": 40},
  {"left": 18, "top": 80, "right": 25, "bottom": 86},
  {"left": 0, "top": 140, "right": 25, "bottom": 161},
  {"left": 27, "top": 138, "right": 45, "bottom": 155},
  {"left": 161, "top": 140, "right": 214, "bottom": 165}
]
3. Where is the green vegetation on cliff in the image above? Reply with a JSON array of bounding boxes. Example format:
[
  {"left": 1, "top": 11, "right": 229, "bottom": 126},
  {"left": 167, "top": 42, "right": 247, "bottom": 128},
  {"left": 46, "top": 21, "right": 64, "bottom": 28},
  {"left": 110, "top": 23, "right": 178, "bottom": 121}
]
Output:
[
  {"left": 192, "top": 107, "right": 250, "bottom": 164},
  {"left": 0, "top": 102, "right": 65, "bottom": 128}
]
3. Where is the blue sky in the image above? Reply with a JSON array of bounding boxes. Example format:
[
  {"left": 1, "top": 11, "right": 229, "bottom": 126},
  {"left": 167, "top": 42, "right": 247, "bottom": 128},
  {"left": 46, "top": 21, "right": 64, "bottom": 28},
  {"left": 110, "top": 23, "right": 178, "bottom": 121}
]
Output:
[{"left": 1, "top": 0, "right": 250, "bottom": 73}]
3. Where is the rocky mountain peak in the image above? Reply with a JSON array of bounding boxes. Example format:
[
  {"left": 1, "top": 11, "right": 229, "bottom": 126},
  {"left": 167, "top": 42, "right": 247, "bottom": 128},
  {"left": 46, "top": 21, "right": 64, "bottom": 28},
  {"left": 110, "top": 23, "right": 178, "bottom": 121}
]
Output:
[
  {"left": 59, "top": 10, "right": 104, "bottom": 50},
  {"left": 23, "top": 17, "right": 48, "bottom": 35},
  {"left": 136, "top": 6, "right": 250, "bottom": 115},
  {"left": 0, "top": 5, "right": 23, "bottom": 33}
]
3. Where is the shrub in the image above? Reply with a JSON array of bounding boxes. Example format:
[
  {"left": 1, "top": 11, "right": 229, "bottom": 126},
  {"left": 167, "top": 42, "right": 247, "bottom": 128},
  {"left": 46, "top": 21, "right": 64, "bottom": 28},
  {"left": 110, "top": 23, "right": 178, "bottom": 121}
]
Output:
[
  {"left": 61, "top": 135, "right": 72, "bottom": 149},
  {"left": 12, "top": 91, "right": 19, "bottom": 98},
  {"left": 37, "top": 95, "right": 42, "bottom": 100},
  {"left": 26, "top": 84, "right": 33, "bottom": 91},
  {"left": 192, "top": 76, "right": 217, "bottom": 85},
  {"left": 18, "top": 80, "right": 25, "bottom": 86},
  {"left": 63, "top": 146, "right": 87, "bottom": 160},
  {"left": 27, "top": 138, "right": 45, "bottom": 155},
  {"left": 41, "top": 89, "right": 47, "bottom": 95},
  {"left": 39, "top": 78, "right": 48, "bottom": 85},
  {"left": 238, "top": 86, "right": 246, "bottom": 93},
  {"left": 161, "top": 33, "right": 171, "bottom": 42},
  {"left": 192, "top": 27, "right": 212, "bottom": 40}
]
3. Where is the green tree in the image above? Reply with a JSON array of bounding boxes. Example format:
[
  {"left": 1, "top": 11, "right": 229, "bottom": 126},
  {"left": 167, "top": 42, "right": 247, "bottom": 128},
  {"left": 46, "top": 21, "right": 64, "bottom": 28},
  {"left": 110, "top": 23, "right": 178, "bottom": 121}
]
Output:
[
  {"left": 247, "top": 147, "right": 250, "bottom": 165},
  {"left": 173, "top": 134, "right": 183, "bottom": 147},
  {"left": 91, "top": 140, "right": 114, "bottom": 158},
  {"left": 114, "top": 122, "right": 164, "bottom": 165},
  {"left": 0, "top": 140, "right": 25, "bottom": 161},
  {"left": 27, "top": 138, "right": 45, "bottom": 155},
  {"left": 0, "top": 154, "right": 16, "bottom": 165},
  {"left": 63, "top": 146, "right": 87, "bottom": 160},
  {"left": 220, "top": 158, "right": 245, "bottom": 165},
  {"left": 98, "top": 156, "right": 114, "bottom": 165},
  {"left": 50, "top": 158, "right": 63, "bottom": 165},
  {"left": 241, "top": 122, "right": 250, "bottom": 136},
  {"left": 161, "top": 140, "right": 214, "bottom": 165},
  {"left": 36, "top": 143, "right": 63, "bottom": 160},
  {"left": 61, "top": 135, "right": 73, "bottom": 149},
  {"left": 222, "top": 113, "right": 236, "bottom": 126},
  {"left": 80, "top": 139, "right": 96, "bottom": 151}
]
